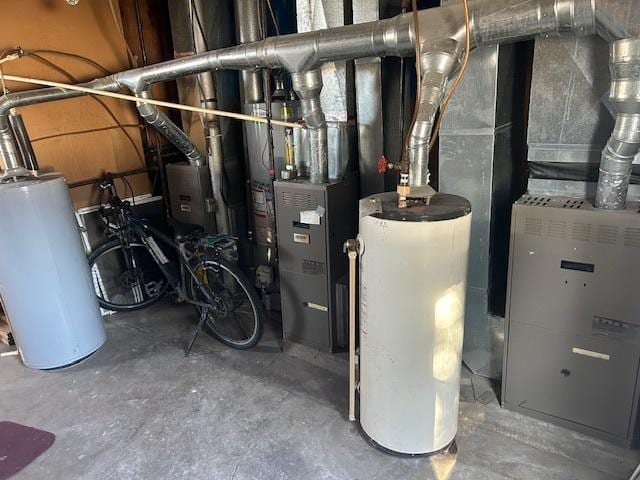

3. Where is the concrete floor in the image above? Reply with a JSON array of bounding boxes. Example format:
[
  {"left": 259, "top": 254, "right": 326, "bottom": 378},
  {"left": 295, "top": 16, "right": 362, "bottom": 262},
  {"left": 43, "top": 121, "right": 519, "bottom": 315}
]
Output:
[{"left": 1, "top": 300, "right": 639, "bottom": 480}]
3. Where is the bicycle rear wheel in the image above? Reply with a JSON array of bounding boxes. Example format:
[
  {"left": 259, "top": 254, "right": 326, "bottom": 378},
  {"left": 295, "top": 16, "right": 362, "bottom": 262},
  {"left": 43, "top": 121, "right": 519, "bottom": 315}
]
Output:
[
  {"left": 188, "top": 257, "right": 263, "bottom": 349},
  {"left": 88, "top": 239, "right": 168, "bottom": 311}
]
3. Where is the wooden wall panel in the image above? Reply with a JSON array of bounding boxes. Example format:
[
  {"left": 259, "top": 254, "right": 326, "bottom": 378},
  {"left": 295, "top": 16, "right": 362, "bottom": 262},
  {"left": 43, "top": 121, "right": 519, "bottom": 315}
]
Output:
[{"left": 0, "top": 0, "right": 149, "bottom": 207}]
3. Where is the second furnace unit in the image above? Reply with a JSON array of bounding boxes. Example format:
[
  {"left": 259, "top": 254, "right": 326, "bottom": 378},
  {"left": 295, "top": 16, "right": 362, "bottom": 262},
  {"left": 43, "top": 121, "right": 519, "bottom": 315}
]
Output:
[{"left": 275, "top": 177, "right": 358, "bottom": 352}]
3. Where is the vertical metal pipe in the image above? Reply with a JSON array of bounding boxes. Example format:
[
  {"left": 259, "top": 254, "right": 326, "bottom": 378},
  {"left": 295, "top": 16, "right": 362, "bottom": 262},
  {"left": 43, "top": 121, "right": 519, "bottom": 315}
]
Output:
[
  {"left": 408, "top": 52, "right": 460, "bottom": 187},
  {"left": 8, "top": 113, "right": 38, "bottom": 171},
  {"left": 354, "top": 0, "right": 385, "bottom": 196},
  {"left": 291, "top": 70, "right": 328, "bottom": 184},
  {"left": 0, "top": 120, "right": 24, "bottom": 172},
  {"left": 234, "top": 0, "right": 265, "bottom": 103},
  {"left": 595, "top": 38, "right": 640, "bottom": 209},
  {"left": 191, "top": 0, "right": 230, "bottom": 233}
]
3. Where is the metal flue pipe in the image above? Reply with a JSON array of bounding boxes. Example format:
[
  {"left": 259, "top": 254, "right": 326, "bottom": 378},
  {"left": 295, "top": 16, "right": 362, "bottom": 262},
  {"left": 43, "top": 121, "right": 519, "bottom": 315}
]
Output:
[
  {"left": 234, "top": 0, "right": 265, "bottom": 103},
  {"left": 0, "top": 0, "right": 633, "bottom": 196},
  {"left": 291, "top": 70, "right": 328, "bottom": 184},
  {"left": 407, "top": 51, "right": 462, "bottom": 187},
  {"left": 135, "top": 89, "right": 204, "bottom": 166},
  {"left": 8, "top": 113, "right": 38, "bottom": 171},
  {"left": 404, "top": 0, "right": 597, "bottom": 188},
  {"left": 0, "top": 77, "right": 119, "bottom": 174},
  {"left": 595, "top": 38, "right": 640, "bottom": 209},
  {"left": 191, "top": 0, "right": 230, "bottom": 233}
]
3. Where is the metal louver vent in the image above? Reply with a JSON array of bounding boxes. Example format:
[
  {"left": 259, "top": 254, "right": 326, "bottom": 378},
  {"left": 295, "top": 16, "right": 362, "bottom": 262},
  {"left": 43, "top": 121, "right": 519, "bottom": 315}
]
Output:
[
  {"left": 547, "top": 220, "right": 567, "bottom": 238},
  {"left": 571, "top": 222, "right": 592, "bottom": 242},
  {"left": 596, "top": 225, "right": 618, "bottom": 245},
  {"left": 522, "top": 196, "right": 550, "bottom": 206},
  {"left": 562, "top": 199, "right": 585, "bottom": 209},
  {"left": 282, "top": 192, "right": 318, "bottom": 209},
  {"left": 624, "top": 227, "right": 640, "bottom": 248},
  {"left": 524, "top": 217, "right": 543, "bottom": 236}
]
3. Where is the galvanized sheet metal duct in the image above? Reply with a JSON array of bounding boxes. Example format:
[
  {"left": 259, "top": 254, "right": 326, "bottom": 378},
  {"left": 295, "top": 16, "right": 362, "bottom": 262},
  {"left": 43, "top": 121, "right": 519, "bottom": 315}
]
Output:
[
  {"left": 595, "top": 38, "right": 640, "bottom": 209},
  {"left": 8, "top": 113, "right": 38, "bottom": 171},
  {"left": 0, "top": 0, "right": 637, "bottom": 203},
  {"left": 291, "top": 70, "right": 329, "bottom": 184},
  {"left": 234, "top": 0, "right": 264, "bottom": 104},
  {"left": 353, "top": 0, "right": 385, "bottom": 196},
  {"left": 408, "top": 51, "right": 461, "bottom": 187}
]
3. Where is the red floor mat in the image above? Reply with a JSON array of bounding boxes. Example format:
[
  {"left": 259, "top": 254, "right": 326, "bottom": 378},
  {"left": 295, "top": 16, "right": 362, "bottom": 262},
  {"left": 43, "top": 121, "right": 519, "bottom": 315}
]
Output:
[{"left": 0, "top": 422, "right": 55, "bottom": 479}]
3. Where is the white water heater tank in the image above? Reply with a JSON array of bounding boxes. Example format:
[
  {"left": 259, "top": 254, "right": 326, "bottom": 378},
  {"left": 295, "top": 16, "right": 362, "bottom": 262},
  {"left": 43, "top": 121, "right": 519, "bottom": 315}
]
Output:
[
  {"left": 0, "top": 174, "right": 105, "bottom": 369},
  {"left": 358, "top": 192, "right": 471, "bottom": 455}
]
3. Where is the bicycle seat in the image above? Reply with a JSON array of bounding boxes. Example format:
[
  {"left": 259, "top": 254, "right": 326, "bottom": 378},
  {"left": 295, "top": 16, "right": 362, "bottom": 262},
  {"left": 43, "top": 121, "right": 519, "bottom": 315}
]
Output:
[{"left": 173, "top": 221, "right": 204, "bottom": 242}]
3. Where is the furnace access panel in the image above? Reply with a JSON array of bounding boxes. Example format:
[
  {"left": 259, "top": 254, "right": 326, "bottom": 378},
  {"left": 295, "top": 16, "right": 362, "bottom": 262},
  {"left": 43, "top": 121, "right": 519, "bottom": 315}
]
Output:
[{"left": 503, "top": 195, "right": 640, "bottom": 445}]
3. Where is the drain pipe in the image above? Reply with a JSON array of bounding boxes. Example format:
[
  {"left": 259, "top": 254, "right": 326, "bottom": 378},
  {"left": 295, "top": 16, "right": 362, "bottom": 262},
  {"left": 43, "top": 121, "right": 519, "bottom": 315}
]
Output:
[
  {"left": 291, "top": 70, "right": 328, "bottom": 184},
  {"left": 135, "top": 90, "right": 204, "bottom": 166},
  {"left": 595, "top": 38, "right": 640, "bottom": 210},
  {"left": 191, "top": 0, "right": 230, "bottom": 233}
]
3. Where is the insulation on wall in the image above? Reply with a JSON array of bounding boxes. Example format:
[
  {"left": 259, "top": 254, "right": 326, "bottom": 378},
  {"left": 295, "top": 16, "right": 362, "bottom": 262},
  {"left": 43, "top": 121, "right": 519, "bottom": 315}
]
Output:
[{"left": 0, "top": 0, "right": 149, "bottom": 207}]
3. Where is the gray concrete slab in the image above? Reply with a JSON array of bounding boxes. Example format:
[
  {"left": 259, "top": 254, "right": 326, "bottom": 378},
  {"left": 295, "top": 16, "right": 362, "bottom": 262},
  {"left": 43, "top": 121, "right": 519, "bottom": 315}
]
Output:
[{"left": 1, "top": 300, "right": 638, "bottom": 480}]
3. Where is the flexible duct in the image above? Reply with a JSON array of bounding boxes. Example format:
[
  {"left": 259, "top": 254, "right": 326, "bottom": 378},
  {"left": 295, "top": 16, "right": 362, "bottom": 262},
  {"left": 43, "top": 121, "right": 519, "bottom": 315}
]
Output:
[
  {"left": 135, "top": 90, "right": 205, "bottom": 166},
  {"left": 595, "top": 38, "right": 640, "bottom": 209}
]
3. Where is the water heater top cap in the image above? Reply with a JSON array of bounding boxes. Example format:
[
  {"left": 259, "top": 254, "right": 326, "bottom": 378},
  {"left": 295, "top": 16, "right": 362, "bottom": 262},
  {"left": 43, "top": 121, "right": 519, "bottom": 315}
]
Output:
[
  {"left": 0, "top": 172, "right": 63, "bottom": 192},
  {"left": 360, "top": 191, "right": 471, "bottom": 223}
]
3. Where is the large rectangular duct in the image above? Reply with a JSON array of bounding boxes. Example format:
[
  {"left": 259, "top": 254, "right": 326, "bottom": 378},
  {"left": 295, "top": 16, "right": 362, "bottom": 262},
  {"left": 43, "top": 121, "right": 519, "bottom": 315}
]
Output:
[
  {"left": 527, "top": 36, "right": 640, "bottom": 201},
  {"left": 353, "top": 0, "right": 385, "bottom": 196},
  {"left": 438, "top": 9, "right": 525, "bottom": 377}
]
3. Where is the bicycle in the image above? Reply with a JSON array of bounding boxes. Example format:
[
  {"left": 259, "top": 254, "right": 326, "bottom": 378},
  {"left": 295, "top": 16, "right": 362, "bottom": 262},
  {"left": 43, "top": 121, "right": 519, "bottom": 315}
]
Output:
[{"left": 87, "top": 173, "right": 263, "bottom": 355}]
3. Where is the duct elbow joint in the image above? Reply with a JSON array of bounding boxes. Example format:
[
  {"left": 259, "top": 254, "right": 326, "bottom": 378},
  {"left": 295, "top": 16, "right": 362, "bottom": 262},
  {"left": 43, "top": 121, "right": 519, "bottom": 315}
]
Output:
[{"left": 596, "top": 38, "right": 640, "bottom": 209}]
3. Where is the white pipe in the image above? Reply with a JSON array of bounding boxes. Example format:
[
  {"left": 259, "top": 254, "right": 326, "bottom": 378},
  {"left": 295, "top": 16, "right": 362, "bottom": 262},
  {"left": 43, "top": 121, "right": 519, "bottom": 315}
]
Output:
[{"left": 344, "top": 239, "right": 359, "bottom": 422}]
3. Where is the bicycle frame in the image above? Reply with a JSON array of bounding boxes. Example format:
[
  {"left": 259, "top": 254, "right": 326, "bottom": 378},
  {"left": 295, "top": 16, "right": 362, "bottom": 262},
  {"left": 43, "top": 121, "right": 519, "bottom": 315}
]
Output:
[{"left": 106, "top": 196, "right": 218, "bottom": 311}]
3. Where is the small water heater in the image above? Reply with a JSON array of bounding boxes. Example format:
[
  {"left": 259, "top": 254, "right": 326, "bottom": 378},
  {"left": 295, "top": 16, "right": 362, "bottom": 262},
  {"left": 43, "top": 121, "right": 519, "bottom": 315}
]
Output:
[
  {"left": 0, "top": 174, "right": 105, "bottom": 369},
  {"left": 357, "top": 191, "right": 471, "bottom": 455}
]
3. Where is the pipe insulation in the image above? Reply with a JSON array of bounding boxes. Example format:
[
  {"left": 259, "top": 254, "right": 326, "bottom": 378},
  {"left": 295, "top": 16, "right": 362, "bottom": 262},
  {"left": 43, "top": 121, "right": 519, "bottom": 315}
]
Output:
[{"left": 595, "top": 38, "right": 640, "bottom": 209}]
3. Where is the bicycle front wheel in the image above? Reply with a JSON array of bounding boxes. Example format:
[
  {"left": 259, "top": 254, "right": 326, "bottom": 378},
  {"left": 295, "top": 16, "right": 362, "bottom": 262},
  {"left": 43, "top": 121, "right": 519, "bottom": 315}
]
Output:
[
  {"left": 88, "top": 239, "right": 168, "bottom": 311},
  {"left": 188, "top": 257, "right": 263, "bottom": 349}
]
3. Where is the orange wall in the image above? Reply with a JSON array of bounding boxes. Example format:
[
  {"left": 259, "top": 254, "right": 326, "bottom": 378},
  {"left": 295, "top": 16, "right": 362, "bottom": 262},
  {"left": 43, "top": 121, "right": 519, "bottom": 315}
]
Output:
[{"left": 0, "top": 0, "right": 149, "bottom": 207}]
